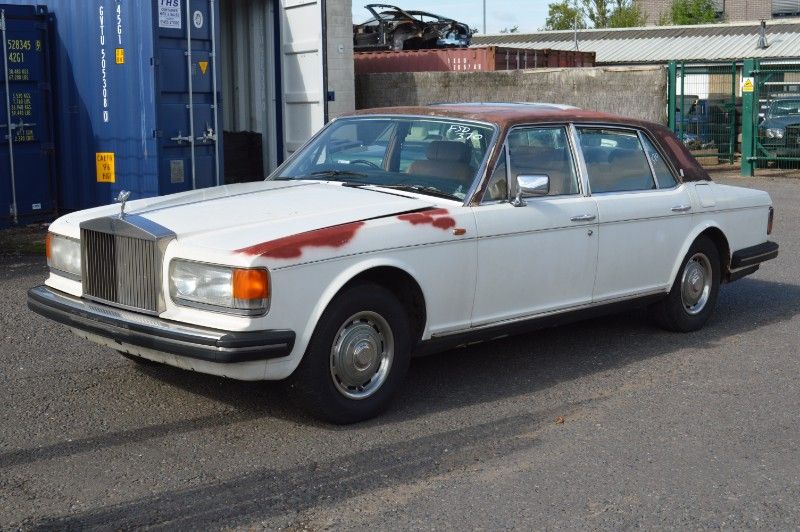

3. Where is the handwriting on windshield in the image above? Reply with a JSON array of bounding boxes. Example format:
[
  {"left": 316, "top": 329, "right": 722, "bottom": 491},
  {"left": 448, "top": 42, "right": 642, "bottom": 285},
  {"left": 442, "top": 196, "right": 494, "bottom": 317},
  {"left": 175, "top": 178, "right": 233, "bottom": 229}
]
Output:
[{"left": 448, "top": 125, "right": 483, "bottom": 142}]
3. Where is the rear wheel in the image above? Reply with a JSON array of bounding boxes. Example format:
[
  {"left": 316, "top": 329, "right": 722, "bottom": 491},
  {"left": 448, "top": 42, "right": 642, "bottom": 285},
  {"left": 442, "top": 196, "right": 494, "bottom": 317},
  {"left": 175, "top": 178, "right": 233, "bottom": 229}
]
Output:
[
  {"left": 651, "top": 236, "right": 721, "bottom": 332},
  {"left": 288, "top": 282, "right": 412, "bottom": 424}
]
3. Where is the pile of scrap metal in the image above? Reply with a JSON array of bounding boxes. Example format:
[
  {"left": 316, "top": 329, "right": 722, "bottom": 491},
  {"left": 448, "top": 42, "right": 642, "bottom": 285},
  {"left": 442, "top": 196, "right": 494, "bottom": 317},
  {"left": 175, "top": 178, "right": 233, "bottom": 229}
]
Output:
[{"left": 354, "top": 4, "right": 474, "bottom": 51}]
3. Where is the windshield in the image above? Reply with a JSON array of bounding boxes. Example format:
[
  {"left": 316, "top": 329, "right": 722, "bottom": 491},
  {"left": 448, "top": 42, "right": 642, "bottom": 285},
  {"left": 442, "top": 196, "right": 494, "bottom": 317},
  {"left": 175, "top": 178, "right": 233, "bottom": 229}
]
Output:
[
  {"left": 769, "top": 99, "right": 800, "bottom": 117},
  {"left": 271, "top": 116, "right": 496, "bottom": 201}
]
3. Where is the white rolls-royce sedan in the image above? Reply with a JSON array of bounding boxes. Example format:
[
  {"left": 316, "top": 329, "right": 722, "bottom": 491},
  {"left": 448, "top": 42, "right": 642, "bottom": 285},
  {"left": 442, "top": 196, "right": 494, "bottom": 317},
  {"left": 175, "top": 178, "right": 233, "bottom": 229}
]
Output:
[{"left": 29, "top": 103, "right": 779, "bottom": 423}]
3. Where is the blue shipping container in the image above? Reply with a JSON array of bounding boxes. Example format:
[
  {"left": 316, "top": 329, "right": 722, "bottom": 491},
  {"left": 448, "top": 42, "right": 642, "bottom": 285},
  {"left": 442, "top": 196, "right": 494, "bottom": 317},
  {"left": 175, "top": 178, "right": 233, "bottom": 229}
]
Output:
[
  {"left": 0, "top": 3, "right": 57, "bottom": 227},
  {"left": 2, "top": 0, "right": 223, "bottom": 211}
]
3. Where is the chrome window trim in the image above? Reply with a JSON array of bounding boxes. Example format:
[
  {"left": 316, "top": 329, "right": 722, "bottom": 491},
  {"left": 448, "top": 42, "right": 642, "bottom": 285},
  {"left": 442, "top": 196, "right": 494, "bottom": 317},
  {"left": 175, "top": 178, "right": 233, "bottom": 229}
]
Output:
[{"left": 268, "top": 114, "right": 500, "bottom": 207}]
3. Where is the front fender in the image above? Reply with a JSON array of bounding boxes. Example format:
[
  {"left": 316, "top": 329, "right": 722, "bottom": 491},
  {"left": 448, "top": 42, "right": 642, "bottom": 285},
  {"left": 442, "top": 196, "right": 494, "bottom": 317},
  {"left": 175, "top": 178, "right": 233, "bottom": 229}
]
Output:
[{"left": 264, "top": 257, "right": 426, "bottom": 380}]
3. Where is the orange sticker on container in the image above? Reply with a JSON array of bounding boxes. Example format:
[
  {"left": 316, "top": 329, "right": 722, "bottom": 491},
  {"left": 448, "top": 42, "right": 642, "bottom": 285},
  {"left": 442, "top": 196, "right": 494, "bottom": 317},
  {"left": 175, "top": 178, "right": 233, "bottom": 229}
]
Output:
[
  {"left": 115, "top": 48, "right": 125, "bottom": 64},
  {"left": 96, "top": 152, "right": 115, "bottom": 183},
  {"left": 198, "top": 61, "right": 208, "bottom": 75}
]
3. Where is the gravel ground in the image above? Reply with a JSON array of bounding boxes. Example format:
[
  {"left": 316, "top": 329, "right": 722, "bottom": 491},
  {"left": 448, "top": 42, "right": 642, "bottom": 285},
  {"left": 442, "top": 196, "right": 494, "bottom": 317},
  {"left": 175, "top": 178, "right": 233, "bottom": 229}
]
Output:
[{"left": 1, "top": 177, "right": 798, "bottom": 529}]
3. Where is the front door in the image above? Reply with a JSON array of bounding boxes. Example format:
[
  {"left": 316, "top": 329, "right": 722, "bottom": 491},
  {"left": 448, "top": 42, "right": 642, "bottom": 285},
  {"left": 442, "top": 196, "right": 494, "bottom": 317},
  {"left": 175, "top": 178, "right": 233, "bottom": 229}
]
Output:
[{"left": 471, "top": 125, "right": 598, "bottom": 327}]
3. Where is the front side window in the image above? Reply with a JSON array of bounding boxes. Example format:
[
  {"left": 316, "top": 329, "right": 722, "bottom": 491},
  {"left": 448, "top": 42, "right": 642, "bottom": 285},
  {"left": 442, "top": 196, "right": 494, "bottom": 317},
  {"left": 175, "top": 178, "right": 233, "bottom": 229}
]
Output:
[
  {"left": 273, "top": 117, "right": 495, "bottom": 201},
  {"left": 578, "top": 128, "right": 656, "bottom": 193},
  {"left": 506, "top": 127, "right": 579, "bottom": 197}
]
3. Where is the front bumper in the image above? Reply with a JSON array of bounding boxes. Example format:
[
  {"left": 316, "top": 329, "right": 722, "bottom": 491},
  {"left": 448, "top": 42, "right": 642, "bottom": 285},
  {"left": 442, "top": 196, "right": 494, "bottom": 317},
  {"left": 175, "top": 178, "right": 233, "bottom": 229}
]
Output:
[{"left": 27, "top": 285, "right": 295, "bottom": 363}]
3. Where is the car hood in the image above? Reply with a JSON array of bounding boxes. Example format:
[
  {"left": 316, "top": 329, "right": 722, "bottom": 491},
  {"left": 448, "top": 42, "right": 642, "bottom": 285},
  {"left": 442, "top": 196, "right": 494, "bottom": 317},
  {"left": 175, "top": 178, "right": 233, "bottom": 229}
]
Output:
[
  {"left": 760, "top": 115, "right": 800, "bottom": 129},
  {"left": 51, "top": 180, "right": 437, "bottom": 251}
]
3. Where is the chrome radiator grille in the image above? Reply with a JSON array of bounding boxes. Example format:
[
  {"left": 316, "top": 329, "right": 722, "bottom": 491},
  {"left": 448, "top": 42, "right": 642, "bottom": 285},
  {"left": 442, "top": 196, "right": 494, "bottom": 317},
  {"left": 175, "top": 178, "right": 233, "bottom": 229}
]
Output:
[
  {"left": 80, "top": 215, "right": 174, "bottom": 315},
  {"left": 787, "top": 125, "right": 800, "bottom": 147}
]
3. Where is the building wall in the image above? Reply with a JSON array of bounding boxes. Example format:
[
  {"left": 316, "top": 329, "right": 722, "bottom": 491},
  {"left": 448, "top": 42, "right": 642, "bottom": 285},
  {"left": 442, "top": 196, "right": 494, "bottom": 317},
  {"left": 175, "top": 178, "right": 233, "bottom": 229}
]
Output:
[
  {"left": 326, "top": 0, "right": 355, "bottom": 118},
  {"left": 638, "top": 0, "right": 773, "bottom": 24},
  {"left": 725, "top": 0, "right": 773, "bottom": 22},
  {"left": 356, "top": 66, "right": 669, "bottom": 124}
]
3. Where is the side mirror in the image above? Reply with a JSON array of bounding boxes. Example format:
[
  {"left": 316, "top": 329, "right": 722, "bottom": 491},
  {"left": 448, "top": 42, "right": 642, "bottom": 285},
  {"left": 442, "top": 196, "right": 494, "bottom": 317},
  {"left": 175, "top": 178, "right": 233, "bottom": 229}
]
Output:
[{"left": 512, "top": 174, "right": 549, "bottom": 207}]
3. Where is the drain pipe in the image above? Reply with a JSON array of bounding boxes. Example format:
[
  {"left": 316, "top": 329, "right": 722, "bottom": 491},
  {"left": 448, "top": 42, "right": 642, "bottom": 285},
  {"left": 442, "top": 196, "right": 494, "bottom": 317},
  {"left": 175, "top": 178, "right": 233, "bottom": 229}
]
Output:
[
  {"left": 1, "top": 10, "right": 18, "bottom": 224},
  {"left": 210, "top": 0, "right": 220, "bottom": 186},
  {"left": 186, "top": 0, "right": 197, "bottom": 189}
]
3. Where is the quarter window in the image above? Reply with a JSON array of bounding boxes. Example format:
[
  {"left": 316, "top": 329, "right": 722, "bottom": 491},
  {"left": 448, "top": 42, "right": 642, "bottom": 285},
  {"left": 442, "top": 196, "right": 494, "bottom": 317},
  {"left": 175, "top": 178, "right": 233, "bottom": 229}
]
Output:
[
  {"left": 640, "top": 135, "right": 678, "bottom": 188},
  {"left": 578, "top": 128, "right": 656, "bottom": 193},
  {"left": 506, "top": 127, "right": 579, "bottom": 197}
]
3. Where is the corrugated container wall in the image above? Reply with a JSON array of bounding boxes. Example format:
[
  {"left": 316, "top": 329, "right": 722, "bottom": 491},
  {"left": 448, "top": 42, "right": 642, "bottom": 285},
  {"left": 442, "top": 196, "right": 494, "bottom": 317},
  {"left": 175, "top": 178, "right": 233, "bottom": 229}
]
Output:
[
  {"left": 354, "top": 47, "right": 596, "bottom": 75},
  {"left": 0, "top": 4, "right": 56, "bottom": 227},
  {"left": 1, "top": 0, "right": 223, "bottom": 211}
]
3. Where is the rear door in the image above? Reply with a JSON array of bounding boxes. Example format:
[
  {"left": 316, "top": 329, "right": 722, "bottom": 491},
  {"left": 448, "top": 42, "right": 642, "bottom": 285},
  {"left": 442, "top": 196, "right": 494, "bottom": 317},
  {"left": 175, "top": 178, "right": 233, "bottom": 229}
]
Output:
[
  {"left": 279, "top": 0, "right": 326, "bottom": 158},
  {"left": 576, "top": 126, "right": 693, "bottom": 301}
]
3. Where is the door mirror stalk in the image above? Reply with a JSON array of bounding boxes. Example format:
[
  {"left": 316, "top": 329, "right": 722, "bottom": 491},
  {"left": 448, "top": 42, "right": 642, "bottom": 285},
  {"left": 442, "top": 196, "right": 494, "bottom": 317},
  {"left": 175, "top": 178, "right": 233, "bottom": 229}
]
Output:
[{"left": 512, "top": 174, "right": 550, "bottom": 207}]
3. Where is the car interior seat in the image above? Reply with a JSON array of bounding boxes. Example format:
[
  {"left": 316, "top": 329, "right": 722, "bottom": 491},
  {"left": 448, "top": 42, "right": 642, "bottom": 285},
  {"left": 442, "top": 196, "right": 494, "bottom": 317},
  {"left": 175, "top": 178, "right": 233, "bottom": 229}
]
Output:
[{"left": 407, "top": 140, "right": 474, "bottom": 184}]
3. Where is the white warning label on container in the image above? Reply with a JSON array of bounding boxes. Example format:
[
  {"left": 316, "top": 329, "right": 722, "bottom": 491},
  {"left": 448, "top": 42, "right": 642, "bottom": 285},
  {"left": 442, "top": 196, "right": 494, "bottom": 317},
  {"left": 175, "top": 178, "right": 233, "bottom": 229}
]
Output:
[{"left": 158, "top": 0, "right": 182, "bottom": 29}]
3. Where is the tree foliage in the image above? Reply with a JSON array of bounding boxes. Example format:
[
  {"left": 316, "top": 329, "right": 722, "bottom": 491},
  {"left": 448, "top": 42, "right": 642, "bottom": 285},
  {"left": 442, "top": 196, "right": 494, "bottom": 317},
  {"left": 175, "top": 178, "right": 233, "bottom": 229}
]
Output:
[
  {"left": 499, "top": 25, "right": 520, "bottom": 33},
  {"left": 668, "top": 0, "right": 719, "bottom": 25},
  {"left": 608, "top": 0, "right": 646, "bottom": 27},
  {"left": 543, "top": 0, "right": 644, "bottom": 30},
  {"left": 543, "top": 1, "right": 586, "bottom": 31}
]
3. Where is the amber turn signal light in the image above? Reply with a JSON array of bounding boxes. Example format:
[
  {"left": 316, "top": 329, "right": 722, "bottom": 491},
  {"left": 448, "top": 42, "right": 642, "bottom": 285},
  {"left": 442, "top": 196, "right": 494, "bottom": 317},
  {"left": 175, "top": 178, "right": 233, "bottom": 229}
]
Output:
[
  {"left": 45, "top": 232, "right": 52, "bottom": 260},
  {"left": 232, "top": 268, "right": 269, "bottom": 300}
]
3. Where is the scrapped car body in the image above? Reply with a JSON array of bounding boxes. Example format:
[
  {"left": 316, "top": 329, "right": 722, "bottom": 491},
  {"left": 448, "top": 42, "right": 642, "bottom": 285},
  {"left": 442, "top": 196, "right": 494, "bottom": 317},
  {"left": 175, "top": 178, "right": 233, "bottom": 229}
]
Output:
[
  {"left": 30, "top": 103, "right": 779, "bottom": 423},
  {"left": 353, "top": 3, "right": 472, "bottom": 51}
]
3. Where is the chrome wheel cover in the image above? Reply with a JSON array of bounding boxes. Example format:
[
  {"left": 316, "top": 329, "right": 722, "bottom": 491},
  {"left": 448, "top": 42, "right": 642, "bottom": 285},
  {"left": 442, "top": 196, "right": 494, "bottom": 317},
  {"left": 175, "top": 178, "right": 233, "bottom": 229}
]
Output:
[
  {"left": 681, "top": 252, "right": 713, "bottom": 315},
  {"left": 330, "top": 311, "right": 394, "bottom": 400}
]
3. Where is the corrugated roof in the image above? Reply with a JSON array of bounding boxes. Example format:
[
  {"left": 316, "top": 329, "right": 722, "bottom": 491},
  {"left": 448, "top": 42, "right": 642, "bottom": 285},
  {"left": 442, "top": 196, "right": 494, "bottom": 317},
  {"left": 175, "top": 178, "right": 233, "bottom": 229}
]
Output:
[{"left": 472, "top": 19, "right": 800, "bottom": 64}]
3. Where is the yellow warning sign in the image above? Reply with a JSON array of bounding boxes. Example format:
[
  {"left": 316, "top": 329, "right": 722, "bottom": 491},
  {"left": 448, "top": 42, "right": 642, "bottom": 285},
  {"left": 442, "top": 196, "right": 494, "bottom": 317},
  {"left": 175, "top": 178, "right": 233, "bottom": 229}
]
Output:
[
  {"left": 115, "top": 48, "right": 125, "bottom": 64},
  {"left": 96, "top": 152, "right": 115, "bottom": 183},
  {"left": 198, "top": 61, "right": 209, "bottom": 75},
  {"left": 742, "top": 77, "right": 754, "bottom": 93}
]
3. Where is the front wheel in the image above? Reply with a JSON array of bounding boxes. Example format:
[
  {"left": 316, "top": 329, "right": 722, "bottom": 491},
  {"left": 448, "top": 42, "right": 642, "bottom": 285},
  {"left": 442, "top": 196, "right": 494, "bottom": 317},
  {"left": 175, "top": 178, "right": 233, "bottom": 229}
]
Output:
[
  {"left": 288, "top": 283, "right": 412, "bottom": 424},
  {"left": 651, "top": 236, "right": 721, "bottom": 332}
]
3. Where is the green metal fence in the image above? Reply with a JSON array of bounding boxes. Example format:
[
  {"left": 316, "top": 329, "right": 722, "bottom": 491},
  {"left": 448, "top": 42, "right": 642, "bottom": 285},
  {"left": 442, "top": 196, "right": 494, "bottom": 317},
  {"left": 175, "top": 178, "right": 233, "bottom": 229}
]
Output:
[
  {"left": 745, "top": 60, "right": 800, "bottom": 175},
  {"left": 668, "top": 61, "right": 740, "bottom": 167}
]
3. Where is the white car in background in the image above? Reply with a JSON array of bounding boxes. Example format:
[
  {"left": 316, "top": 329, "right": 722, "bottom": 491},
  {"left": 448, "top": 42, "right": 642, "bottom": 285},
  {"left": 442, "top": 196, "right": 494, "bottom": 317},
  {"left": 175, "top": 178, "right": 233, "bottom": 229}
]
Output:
[{"left": 29, "top": 103, "right": 779, "bottom": 423}]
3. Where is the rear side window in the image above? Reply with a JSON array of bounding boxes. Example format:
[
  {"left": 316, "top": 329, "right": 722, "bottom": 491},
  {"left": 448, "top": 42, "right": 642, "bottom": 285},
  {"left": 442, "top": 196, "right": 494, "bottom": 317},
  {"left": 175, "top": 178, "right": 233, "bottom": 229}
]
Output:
[
  {"left": 640, "top": 135, "right": 678, "bottom": 188},
  {"left": 578, "top": 128, "right": 656, "bottom": 193}
]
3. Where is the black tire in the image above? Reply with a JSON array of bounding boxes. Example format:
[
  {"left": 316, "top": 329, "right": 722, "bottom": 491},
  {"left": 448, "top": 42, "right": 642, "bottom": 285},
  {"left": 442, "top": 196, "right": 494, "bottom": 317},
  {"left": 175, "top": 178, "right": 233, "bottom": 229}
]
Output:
[
  {"left": 288, "top": 282, "right": 412, "bottom": 424},
  {"left": 118, "top": 351, "right": 159, "bottom": 366},
  {"left": 651, "top": 235, "right": 721, "bottom": 332}
]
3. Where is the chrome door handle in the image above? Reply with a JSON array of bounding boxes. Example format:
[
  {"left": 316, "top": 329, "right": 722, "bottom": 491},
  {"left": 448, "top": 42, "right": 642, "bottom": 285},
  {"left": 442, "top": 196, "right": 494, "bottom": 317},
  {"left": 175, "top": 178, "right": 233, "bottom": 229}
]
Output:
[
  {"left": 570, "top": 214, "right": 596, "bottom": 222},
  {"left": 671, "top": 205, "right": 692, "bottom": 212}
]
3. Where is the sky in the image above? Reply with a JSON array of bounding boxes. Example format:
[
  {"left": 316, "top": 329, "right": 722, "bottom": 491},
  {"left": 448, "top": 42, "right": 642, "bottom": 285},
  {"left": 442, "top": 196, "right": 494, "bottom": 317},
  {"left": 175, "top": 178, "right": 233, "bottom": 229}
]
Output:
[{"left": 351, "top": 0, "right": 550, "bottom": 35}]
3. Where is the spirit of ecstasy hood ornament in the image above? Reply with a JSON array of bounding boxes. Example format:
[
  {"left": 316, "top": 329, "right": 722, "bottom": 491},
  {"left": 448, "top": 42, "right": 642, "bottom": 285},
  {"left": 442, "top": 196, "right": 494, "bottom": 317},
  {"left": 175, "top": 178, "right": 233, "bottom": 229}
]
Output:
[{"left": 116, "top": 190, "right": 131, "bottom": 219}]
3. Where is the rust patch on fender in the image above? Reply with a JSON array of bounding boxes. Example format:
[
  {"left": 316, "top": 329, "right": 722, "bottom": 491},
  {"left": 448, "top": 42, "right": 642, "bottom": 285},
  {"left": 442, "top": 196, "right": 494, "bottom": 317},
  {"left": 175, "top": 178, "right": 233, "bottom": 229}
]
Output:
[
  {"left": 397, "top": 208, "right": 456, "bottom": 231},
  {"left": 237, "top": 221, "right": 366, "bottom": 259}
]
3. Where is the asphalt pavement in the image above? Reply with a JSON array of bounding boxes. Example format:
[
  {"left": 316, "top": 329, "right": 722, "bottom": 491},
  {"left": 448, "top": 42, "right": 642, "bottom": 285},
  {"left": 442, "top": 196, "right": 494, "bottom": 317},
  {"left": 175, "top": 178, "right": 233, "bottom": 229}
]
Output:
[{"left": 1, "top": 176, "right": 798, "bottom": 529}]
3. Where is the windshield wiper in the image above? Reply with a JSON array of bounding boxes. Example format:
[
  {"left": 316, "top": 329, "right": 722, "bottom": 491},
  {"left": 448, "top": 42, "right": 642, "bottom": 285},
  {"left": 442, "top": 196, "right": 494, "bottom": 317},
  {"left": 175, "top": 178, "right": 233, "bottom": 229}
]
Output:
[
  {"left": 307, "top": 169, "right": 369, "bottom": 179},
  {"left": 273, "top": 170, "right": 370, "bottom": 181},
  {"left": 372, "top": 184, "right": 460, "bottom": 201}
]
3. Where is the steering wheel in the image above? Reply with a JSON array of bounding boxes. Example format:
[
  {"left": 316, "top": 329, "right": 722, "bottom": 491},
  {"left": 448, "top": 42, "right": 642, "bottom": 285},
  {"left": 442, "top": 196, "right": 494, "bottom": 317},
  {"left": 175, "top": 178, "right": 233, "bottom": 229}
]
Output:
[{"left": 349, "top": 160, "right": 382, "bottom": 170}]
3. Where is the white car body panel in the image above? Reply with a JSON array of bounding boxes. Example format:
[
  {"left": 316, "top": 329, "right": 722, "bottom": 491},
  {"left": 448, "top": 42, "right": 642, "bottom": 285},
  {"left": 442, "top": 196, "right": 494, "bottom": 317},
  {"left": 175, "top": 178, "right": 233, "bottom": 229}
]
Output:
[{"left": 39, "top": 125, "right": 775, "bottom": 383}]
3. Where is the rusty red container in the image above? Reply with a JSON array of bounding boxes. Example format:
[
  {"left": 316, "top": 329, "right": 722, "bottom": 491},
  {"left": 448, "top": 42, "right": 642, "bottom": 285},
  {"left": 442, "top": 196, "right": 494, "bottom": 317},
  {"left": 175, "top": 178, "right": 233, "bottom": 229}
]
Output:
[{"left": 354, "top": 47, "right": 596, "bottom": 75}]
